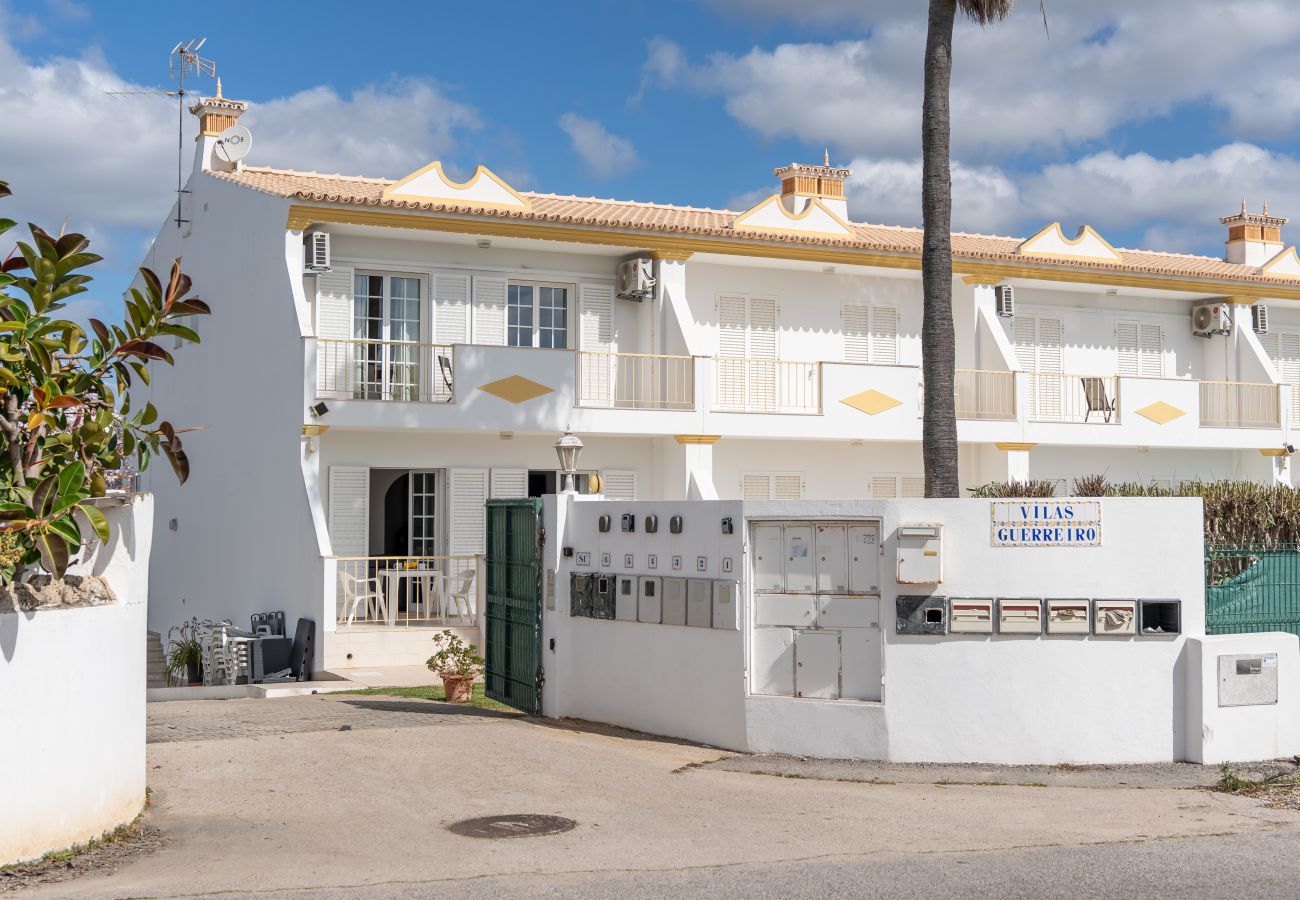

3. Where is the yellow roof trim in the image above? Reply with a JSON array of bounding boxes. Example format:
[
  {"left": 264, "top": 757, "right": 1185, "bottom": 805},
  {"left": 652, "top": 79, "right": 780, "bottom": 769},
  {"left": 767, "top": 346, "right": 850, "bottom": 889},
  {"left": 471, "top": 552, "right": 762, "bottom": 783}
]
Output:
[
  {"left": 1018, "top": 222, "right": 1122, "bottom": 264},
  {"left": 382, "top": 162, "right": 531, "bottom": 211},
  {"left": 733, "top": 194, "right": 855, "bottom": 239}
]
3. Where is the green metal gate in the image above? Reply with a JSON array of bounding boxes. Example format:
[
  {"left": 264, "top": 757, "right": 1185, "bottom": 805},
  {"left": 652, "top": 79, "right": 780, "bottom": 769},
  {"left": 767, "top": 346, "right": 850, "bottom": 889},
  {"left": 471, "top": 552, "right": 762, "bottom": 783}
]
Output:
[
  {"left": 484, "top": 498, "right": 544, "bottom": 714},
  {"left": 1205, "top": 545, "right": 1300, "bottom": 638}
]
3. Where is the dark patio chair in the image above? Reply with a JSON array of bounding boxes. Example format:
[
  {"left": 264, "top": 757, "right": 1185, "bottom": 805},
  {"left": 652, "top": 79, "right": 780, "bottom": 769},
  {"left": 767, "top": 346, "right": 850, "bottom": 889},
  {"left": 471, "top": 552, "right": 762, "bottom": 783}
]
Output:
[{"left": 1081, "top": 376, "right": 1116, "bottom": 423}]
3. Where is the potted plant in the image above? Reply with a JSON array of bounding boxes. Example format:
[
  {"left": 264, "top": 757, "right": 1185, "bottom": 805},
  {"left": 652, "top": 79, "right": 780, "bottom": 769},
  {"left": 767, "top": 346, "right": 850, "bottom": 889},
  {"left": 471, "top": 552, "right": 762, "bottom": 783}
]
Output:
[
  {"left": 166, "top": 617, "right": 205, "bottom": 686},
  {"left": 427, "top": 629, "right": 483, "bottom": 703}
]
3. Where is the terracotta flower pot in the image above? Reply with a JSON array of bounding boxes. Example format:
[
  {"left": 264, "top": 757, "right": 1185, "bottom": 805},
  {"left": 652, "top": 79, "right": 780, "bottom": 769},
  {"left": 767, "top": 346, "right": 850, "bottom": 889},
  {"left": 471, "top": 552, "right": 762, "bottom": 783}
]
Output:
[{"left": 441, "top": 674, "right": 474, "bottom": 703}]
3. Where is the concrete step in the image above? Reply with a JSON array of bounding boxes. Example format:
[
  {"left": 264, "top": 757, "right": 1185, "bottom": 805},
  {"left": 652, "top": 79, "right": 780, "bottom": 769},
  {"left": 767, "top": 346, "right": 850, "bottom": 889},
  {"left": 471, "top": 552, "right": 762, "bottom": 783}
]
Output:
[{"left": 146, "top": 631, "right": 169, "bottom": 689}]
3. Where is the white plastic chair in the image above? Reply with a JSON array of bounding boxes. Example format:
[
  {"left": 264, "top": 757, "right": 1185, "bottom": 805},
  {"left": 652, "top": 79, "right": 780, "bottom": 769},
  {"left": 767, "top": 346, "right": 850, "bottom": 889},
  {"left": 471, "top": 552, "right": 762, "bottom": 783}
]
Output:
[
  {"left": 342, "top": 571, "right": 387, "bottom": 625},
  {"left": 445, "top": 569, "right": 476, "bottom": 623}
]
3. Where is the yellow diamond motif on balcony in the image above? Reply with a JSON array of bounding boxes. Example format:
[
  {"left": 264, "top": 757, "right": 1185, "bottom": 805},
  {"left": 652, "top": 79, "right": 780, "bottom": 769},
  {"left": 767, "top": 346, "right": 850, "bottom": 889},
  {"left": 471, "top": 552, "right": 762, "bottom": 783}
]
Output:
[
  {"left": 478, "top": 375, "right": 553, "bottom": 404},
  {"left": 840, "top": 389, "right": 902, "bottom": 416},
  {"left": 1135, "top": 401, "right": 1185, "bottom": 425}
]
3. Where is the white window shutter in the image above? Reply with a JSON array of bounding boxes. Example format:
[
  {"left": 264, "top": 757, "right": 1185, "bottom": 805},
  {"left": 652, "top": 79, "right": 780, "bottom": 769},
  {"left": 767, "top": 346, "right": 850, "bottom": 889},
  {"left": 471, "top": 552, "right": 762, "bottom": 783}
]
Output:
[
  {"left": 1037, "top": 318, "right": 1063, "bottom": 373},
  {"left": 601, "top": 469, "right": 637, "bottom": 501},
  {"left": 327, "top": 466, "right": 369, "bottom": 556},
  {"left": 1116, "top": 322, "right": 1140, "bottom": 377},
  {"left": 718, "top": 295, "right": 748, "bottom": 358},
  {"left": 316, "top": 267, "right": 354, "bottom": 340},
  {"left": 489, "top": 468, "right": 529, "bottom": 499},
  {"left": 870, "top": 306, "right": 899, "bottom": 365},
  {"left": 448, "top": 468, "right": 489, "bottom": 556},
  {"left": 748, "top": 297, "right": 778, "bottom": 360},
  {"left": 471, "top": 276, "right": 507, "bottom": 345},
  {"left": 1281, "top": 333, "right": 1300, "bottom": 386},
  {"left": 742, "top": 474, "right": 772, "bottom": 500},
  {"left": 773, "top": 473, "right": 803, "bottom": 499},
  {"left": 1261, "top": 331, "right": 1280, "bottom": 372},
  {"left": 1012, "top": 316, "right": 1038, "bottom": 370},
  {"left": 1140, "top": 324, "right": 1164, "bottom": 378},
  {"left": 869, "top": 476, "right": 898, "bottom": 499},
  {"left": 434, "top": 274, "right": 470, "bottom": 344},
  {"left": 900, "top": 476, "right": 926, "bottom": 498},
  {"left": 841, "top": 305, "right": 871, "bottom": 364},
  {"left": 578, "top": 283, "right": 616, "bottom": 406}
]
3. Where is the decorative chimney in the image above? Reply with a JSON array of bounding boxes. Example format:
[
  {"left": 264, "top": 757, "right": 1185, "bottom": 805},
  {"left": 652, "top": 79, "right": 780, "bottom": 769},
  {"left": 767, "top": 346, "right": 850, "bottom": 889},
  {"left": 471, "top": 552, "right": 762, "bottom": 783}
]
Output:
[
  {"left": 1221, "top": 200, "right": 1287, "bottom": 267},
  {"left": 189, "top": 79, "right": 248, "bottom": 173},
  {"left": 773, "top": 150, "right": 852, "bottom": 220}
]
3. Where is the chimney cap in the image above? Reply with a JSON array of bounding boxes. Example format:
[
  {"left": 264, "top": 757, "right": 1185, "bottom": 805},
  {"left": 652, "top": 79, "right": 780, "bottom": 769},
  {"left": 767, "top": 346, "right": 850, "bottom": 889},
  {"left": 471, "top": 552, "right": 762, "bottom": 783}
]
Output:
[
  {"left": 1221, "top": 200, "right": 1288, "bottom": 228},
  {"left": 772, "top": 160, "right": 852, "bottom": 180}
]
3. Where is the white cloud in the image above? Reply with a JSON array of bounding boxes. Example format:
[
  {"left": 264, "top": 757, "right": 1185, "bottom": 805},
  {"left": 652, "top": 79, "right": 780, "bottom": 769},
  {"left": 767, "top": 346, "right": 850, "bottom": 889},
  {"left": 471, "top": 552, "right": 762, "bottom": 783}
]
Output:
[
  {"left": 648, "top": 2, "right": 1300, "bottom": 159},
  {"left": 844, "top": 157, "right": 1024, "bottom": 234},
  {"left": 557, "top": 113, "right": 640, "bottom": 179}
]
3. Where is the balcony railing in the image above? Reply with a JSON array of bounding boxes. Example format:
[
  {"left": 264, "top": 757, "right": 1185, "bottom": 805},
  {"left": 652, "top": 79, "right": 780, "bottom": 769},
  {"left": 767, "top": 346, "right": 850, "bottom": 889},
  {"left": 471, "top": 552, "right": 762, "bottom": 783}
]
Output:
[
  {"left": 317, "top": 339, "right": 454, "bottom": 403},
  {"left": 576, "top": 351, "right": 695, "bottom": 410},
  {"left": 954, "top": 369, "right": 1017, "bottom": 421},
  {"left": 335, "top": 556, "right": 480, "bottom": 628},
  {"left": 1027, "top": 373, "right": 1120, "bottom": 424},
  {"left": 714, "top": 358, "right": 822, "bottom": 414},
  {"left": 1199, "top": 381, "right": 1281, "bottom": 429}
]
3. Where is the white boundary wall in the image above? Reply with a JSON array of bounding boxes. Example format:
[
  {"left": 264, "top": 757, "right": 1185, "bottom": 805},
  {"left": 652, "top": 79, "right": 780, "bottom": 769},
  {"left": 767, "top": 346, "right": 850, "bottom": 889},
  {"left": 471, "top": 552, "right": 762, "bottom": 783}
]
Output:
[
  {"left": 542, "top": 496, "right": 1300, "bottom": 764},
  {"left": 0, "top": 495, "right": 152, "bottom": 865}
]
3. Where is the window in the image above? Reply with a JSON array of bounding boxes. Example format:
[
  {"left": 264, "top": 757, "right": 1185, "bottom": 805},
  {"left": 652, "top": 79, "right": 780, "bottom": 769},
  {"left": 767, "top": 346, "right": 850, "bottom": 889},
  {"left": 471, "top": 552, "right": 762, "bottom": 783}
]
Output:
[
  {"left": 353, "top": 273, "right": 424, "bottom": 399},
  {"left": 507, "top": 281, "right": 570, "bottom": 348},
  {"left": 1116, "top": 322, "right": 1164, "bottom": 378},
  {"left": 742, "top": 472, "right": 803, "bottom": 500},
  {"left": 868, "top": 475, "right": 924, "bottom": 498},
  {"left": 842, "top": 305, "right": 899, "bottom": 365}
]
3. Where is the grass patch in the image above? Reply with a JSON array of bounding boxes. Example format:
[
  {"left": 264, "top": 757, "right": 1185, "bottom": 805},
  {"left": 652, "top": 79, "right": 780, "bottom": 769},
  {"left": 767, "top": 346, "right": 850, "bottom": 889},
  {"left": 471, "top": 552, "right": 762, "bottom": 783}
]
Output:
[
  {"left": 339, "top": 682, "right": 517, "bottom": 712},
  {"left": 0, "top": 816, "right": 145, "bottom": 875}
]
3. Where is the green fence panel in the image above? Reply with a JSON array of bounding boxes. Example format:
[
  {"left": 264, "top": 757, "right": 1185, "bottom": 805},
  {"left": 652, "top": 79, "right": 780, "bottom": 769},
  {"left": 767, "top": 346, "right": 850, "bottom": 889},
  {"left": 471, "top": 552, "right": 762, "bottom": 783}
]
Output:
[
  {"left": 484, "top": 498, "right": 543, "bottom": 715},
  {"left": 1205, "top": 545, "right": 1300, "bottom": 638}
]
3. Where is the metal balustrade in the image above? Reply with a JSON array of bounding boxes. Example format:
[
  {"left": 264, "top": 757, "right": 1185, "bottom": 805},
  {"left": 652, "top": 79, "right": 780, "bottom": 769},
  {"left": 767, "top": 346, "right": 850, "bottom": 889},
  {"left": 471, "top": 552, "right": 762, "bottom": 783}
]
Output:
[
  {"left": 1027, "top": 373, "right": 1121, "bottom": 424},
  {"left": 953, "top": 369, "right": 1017, "bottom": 421},
  {"left": 334, "top": 556, "right": 481, "bottom": 628},
  {"left": 714, "top": 358, "right": 822, "bottom": 414},
  {"left": 1199, "top": 381, "right": 1281, "bottom": 429},
  {"left": 317, "top": 339, "right": 454, "bottom": 402},
  {"left": 576, "top": 351, "right": 695, "bottom": 410}
]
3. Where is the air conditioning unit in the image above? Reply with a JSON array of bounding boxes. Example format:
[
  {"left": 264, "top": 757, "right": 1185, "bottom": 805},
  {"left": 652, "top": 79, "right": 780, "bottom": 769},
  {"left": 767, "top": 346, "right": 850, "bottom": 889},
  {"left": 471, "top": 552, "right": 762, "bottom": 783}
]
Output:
[
  {"left": 616, "top": 257, "right": 655, "bottom": 301},
  {"left": 994, "top": 284, "right": 1015, "bottom": 318},
  {"left": 305, "top": 231, "right": 331, "bottom": 272},
  {"left": 1191, "top": 302, "right": 1231, "bottom": 337},
  {"left": 1252, "top": 304, "right": 1269, "bottom": 335}
]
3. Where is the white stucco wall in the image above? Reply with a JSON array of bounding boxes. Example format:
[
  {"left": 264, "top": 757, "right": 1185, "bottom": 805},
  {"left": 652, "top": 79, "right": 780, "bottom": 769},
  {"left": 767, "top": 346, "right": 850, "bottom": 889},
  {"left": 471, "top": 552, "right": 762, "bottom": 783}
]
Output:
[
  {"left": 0, "top": 496, "right": 153, "bottom": 865},
  {"left": 1186, "top": 632, "right": 1300, "bottom": 764},
  {"left": 539, "top": 496, "right": 1291, "bottom": 765}
]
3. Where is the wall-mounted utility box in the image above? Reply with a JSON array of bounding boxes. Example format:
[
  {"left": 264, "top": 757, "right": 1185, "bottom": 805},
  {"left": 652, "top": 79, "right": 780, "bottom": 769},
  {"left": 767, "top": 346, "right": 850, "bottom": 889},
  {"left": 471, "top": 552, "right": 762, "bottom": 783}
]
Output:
[
  {"left": 949, "top": 598, "right": 993, "bottom": 634},
  {"left": 712, "top": 581, "right": 740, "bottom": 630},
  {"left": 794, "top": 630, "right": 839, "bottom": 699},
  {"left": 1218, "top": 653, "right": 1279, "bottom": 707},
  {"left": 896, "top": 524, "right": 942, "bottom": 584},
  {"left": 1138, "top": 599, "right": 1181, "bottom": 636},
  {"left": 755, "top": 593, "right": 816, "bottom": 628},
  {"left": 818, "top": 594, "right": 879, "bottom": 629},
  {"left": 661, "top": 577, "right": 687, "bottom": 626},
  {"left": 569, "top": 573, "right": 594, "bottom": 617},
  {"left": 637, "top": 576, "right": 662, "bottom": 623},
  {"left": 1093, "top": 599, "right": 1136, "bottom": 636},
  {"left": 1046, "top": 599, "right": 1091, "bottom": 635},
  {"left": 998, "top": 598, "right": 1043, "bottom": 634},
  {"left": 896, "top": 595, "right": 948, "bottom": 635},
  {"left": 592, "top": 574, "right": 616, "bottom": 620},
  {"left": 686, "top": 579, "right": 712, "bottom": 628},
  {"left": 615, "top": 575, "right": 637, "bottom": 621}
]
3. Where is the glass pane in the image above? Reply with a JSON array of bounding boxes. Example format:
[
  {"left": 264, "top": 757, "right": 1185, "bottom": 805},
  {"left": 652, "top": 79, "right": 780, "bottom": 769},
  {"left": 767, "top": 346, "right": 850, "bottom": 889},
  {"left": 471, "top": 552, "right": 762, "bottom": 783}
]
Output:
[{"left": 538, "top": 286, "right": 567, "bottom": 349}]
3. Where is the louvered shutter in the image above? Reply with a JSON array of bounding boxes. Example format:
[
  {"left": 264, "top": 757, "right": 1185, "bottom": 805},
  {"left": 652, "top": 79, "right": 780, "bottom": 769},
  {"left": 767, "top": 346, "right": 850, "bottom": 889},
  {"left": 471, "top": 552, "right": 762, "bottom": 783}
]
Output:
[
  {"left": 448, "top": 468, "right": 488, "bottom": 556},
  {"left": 1037, "top": 318, "right": 1063, "bottom": 373},
  {"left": 1116, "top": 322, "right": 1140, "bottom": 377},
  {"left": 900, "top": 475, "right": 926, "bottom": 498},
  {"left": 316, "top": 268, "right": 354, "bottom": 396},
  {"left": 749, "top": 297, "right": 778, "bottom": 411},
  {"left": 489, "top": 468, "right": 529, "bottom": 499},
  {"left": 773, "top": 473, "right": 803, "bottom": 499},
  {"left": 434, "top": 274, "right": 470, "bottom": 344},
  {"left": 579, "top": 283, "right": 616, "bottom": 406},
  {"left": 717, "top": 295, "right": 749, "bottom": 409},
  {"left": 869, "top": 476, "right": 898, "bottom": 499},
  {"left": 871, "top": 306, "right": 899, "bottom": 365},
  {"left": 327, "top": 466, "right": 369, "bottom": 556},
  {"left": 1280, "top": 334, "right": 1300, "bottom": 385},
  {"left": 742, "top": 474, "right": 772, "bottom": 500},
  {"left": 842, "top": 305, "right": 871, "bottom": 363},
  {"left": 1139, "top": 324, "right": 1164, "bottom": 377},
  {"left": 601, "top": 469, "right": 637, "bottom": 501},
  {"left": 1012, "top": 316, "right": 1038, "bottom": 370},
  {"left": 471, "top": 276, "right": 506, "bottom": 345}
]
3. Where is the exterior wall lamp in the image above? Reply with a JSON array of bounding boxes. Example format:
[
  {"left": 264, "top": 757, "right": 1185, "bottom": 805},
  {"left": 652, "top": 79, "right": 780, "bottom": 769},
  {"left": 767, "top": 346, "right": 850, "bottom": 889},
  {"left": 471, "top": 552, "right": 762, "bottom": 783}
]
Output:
[{"left": 554, "top": 431, "right": 584, "bottom": 493}]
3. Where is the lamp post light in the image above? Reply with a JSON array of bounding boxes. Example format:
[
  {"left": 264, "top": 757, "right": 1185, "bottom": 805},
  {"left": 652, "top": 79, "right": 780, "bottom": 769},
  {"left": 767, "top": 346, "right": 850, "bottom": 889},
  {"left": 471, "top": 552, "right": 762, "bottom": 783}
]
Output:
[{"left": 554, "top": 431, "right": 584, "bottom": 493}]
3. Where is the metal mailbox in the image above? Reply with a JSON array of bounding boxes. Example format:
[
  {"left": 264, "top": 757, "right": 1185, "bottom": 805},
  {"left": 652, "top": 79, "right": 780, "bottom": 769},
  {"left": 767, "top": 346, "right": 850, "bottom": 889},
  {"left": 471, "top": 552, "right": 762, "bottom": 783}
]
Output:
[
  {"left": 569, "top": 572, "right": 594, "bottom": 617},
  {"left": 637, "top": 576, "right": 662, "bottom": 623},
  {"left": 712, "top": 581, "right": 740, "bottom": 630},
  {"left": 686, "top": 578, "right": 712, "bottom": 628},
  {"left": 1046, "top": 599, "right": 1090, "bottom": 635},
  {"left": 661, "top": 577, "right": 687, "bottom": 626},
  {"left": 1093, "top": 599, "right": 1136, "bottom": 636},
  {"left": 1218, "top": 653, "right": 1279, "bottom": 707},
  {"left": 998, "top": 598, "right": 1043, "bottom": 634},
  {"left": 591, "top": 574, "right": 616, "bottom": 620},
  {"left": 896, "top": 595, "right": 948, "bottom": 635},
  {"left": 615, "top": 575, "right": 637, "bottom": 621},
  {"left": 949, "top": 598, "right": 993, "bottom": 634},
  {"left": 1138, "top": 600, "right": 1181, "bottom": 636},
  {"left": 896, "top": 524, "right": 942, "bottom": 584}
]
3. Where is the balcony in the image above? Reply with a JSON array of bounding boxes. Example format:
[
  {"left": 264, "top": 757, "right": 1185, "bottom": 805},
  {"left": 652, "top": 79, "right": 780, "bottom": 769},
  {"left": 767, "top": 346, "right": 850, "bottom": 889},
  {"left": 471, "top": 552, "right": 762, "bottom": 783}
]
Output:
[
  {"left": 1027, "top": 373, "right": 1120, "bottom": 425},
  {"left": 334, "top": 555, "right": 481, "bottom": 628},
  {"left": 576, "top": 351, "right": 695, "bottom": 410},
  {"left": 1199, "top": 381, "right": 1281, "bottom": 429},
  {"left": 317, "top": 339, "right": 454, "bottom": 403},
  {"left": 954, "top": 369, "right": 1017, "bottom": 421},
  {"left": 714, "top": 358, "right": 822, "bottom": 415}
]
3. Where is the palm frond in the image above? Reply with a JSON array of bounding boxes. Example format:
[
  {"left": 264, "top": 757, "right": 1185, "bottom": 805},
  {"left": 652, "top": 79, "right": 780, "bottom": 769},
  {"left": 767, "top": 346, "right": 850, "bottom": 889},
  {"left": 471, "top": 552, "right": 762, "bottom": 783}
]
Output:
[{"left": 956, "top": 0, "right": 1015, "bottom": 25}]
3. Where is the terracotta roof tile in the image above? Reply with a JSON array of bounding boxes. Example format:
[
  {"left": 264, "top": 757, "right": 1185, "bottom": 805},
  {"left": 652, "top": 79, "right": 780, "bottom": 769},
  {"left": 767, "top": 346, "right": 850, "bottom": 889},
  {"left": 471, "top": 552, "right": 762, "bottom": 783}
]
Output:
[{"left": 210, "top": 167, "right": 1300, "bottom": 287}]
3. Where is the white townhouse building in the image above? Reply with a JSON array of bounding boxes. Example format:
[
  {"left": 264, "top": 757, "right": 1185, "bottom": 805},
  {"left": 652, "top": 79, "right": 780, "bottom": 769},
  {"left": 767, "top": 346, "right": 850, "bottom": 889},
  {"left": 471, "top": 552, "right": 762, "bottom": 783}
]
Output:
[{"left": 135, "top": 88, "right": 1300, "bottom": 670}]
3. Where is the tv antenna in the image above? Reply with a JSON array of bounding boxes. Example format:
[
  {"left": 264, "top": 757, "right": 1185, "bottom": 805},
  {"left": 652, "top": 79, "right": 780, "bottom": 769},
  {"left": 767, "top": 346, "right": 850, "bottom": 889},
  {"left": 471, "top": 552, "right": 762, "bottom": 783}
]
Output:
[{"left": 104, "top": 39, "right": 217, "bottom": 229}]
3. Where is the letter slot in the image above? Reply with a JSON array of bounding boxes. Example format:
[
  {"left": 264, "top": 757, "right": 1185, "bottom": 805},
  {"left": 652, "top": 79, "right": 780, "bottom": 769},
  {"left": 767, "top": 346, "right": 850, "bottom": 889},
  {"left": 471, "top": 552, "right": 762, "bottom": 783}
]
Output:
[
  {"left": 1046, "top": 599, "right": 1090, "bottom": 635},
  {"left": 949, "top": 598, "right": 993, "bottom": 634},
  {"left": 896, "top": 524, "right": 942, "bottom": 584},
  {"left": 638, "top": 576, "right": 662, "bottom": 623},
  {"left": 998, "top": 598, "right": 1042, "bottom": 634}
]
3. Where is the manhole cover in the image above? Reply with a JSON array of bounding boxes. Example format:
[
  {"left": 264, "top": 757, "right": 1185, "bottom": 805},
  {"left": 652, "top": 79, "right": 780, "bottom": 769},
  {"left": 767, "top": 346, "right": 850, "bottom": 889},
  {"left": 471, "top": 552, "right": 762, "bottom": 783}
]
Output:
[{"left": 447, "top": 814, "right": 577, "bottom": 839}]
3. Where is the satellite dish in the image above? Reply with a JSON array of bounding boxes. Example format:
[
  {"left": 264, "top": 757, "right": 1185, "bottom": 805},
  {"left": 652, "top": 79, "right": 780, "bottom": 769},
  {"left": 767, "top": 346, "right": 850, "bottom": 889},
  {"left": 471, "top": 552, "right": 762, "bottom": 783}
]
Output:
[{"left": 215, "top": 124, "right": 252, "bottom": 163}]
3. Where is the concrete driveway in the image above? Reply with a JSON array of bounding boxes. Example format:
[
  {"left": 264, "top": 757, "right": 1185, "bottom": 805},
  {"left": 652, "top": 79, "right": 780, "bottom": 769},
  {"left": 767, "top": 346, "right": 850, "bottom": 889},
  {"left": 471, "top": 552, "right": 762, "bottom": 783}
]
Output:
[{"left": 31, "top": 694, "right": 1300, "bottom": 899}]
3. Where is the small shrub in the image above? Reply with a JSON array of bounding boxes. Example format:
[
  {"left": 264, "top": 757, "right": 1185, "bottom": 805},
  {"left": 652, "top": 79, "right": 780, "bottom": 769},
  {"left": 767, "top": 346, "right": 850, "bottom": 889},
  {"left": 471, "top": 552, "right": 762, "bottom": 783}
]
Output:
[
  {"left": 426, "top": 629, "right": 484, "bottom": 679},
  {"left": 967, "top": 479, "right": 1057, "bottom": 499},
  {"left": 1071, "top": 474, "right": 1109, "bottom": 497}
]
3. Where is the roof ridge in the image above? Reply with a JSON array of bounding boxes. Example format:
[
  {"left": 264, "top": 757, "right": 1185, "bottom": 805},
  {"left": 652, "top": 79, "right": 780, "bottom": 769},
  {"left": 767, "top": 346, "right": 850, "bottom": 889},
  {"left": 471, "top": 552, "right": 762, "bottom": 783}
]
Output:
[
  {"left": 525, "top": 191, "right": 739, "bottom": 216},
  {"left": 240, "top": 165, "right": 394, "bottom": 185}
]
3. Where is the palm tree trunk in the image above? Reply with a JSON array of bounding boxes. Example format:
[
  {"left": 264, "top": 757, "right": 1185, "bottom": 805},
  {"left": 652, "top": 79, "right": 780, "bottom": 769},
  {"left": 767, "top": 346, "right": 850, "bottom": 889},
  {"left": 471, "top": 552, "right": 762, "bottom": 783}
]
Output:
[{"left": 921, "top": 0, "right": 961, "bottom": 498}]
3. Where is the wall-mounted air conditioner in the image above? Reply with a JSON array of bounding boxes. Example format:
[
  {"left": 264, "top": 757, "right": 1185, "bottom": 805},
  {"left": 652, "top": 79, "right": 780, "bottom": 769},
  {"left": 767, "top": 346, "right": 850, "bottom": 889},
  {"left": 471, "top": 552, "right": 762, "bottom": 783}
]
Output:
[
  {"left": 616, "top": 257, "right": 655, "bottom": 301},
  {"left": 1191, "top": 302, "right": 1231, "bottom": 337},
  {"left": 1252, "top": 304, "right": 1269, "bottom": 335},
  {"left": 994, "top": 284, "right": 1014, "bottom": 318},
  {"left": 305, "top": 231, "right": 331, "bottom": 273}
]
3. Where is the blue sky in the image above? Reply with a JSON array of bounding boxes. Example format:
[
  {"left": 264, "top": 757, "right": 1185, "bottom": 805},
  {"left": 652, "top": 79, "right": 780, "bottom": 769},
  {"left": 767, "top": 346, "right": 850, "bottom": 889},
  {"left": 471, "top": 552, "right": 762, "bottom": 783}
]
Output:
[{"left": 4, "top": 0, "right": 1300, "bottom": 321}]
